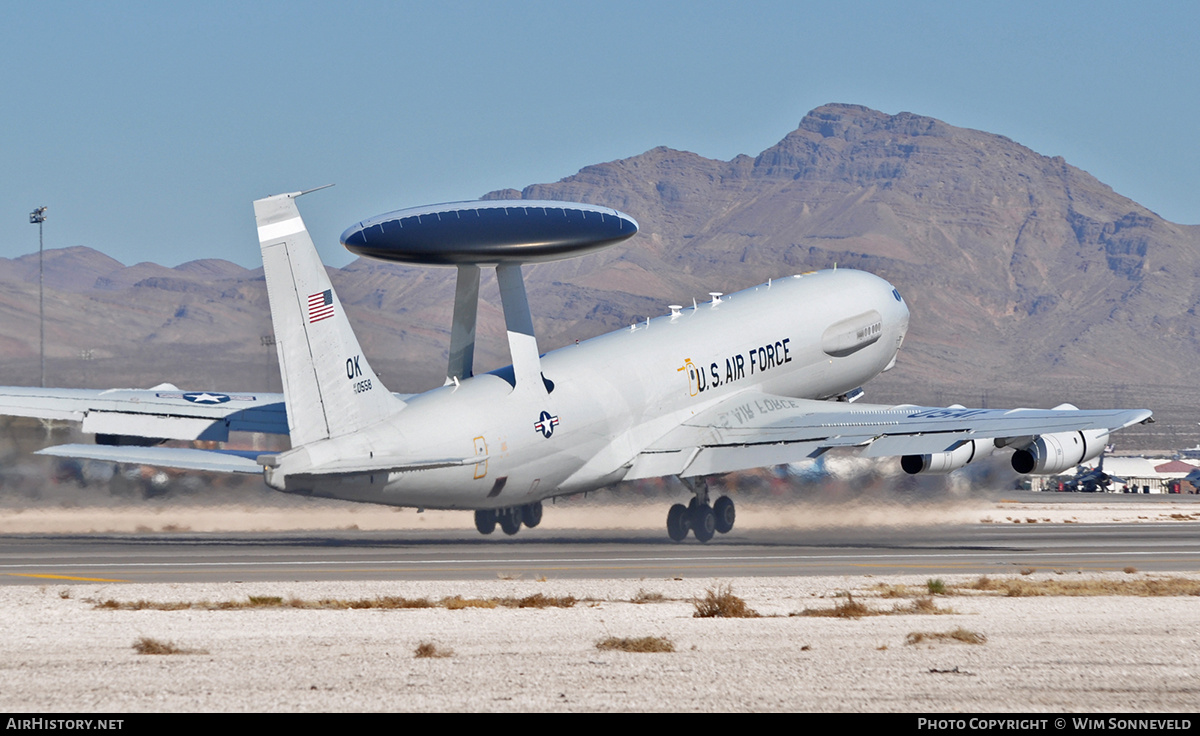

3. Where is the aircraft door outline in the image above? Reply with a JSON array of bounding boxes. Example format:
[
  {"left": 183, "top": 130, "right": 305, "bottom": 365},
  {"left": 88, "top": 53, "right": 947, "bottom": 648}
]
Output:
[
  {"left": 678, "top": 358, "right": 699, "bottom": 397},
  {"left": 473, "top": 436, "right": 488, "bottom": 479}
]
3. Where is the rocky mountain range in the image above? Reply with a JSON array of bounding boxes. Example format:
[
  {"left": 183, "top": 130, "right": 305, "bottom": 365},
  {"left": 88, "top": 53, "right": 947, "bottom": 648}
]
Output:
[{"left": 1, "top": 104, "right": 1196, "bottom": 450}]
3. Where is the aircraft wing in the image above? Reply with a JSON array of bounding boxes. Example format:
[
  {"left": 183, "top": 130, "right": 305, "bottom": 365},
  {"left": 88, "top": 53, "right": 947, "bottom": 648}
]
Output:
[
  {"left": 0, "top": 386, "right": 289, "bottom": 441},
  {"left": 625, "top": 391, "right": 1152, "bottom": 480}
]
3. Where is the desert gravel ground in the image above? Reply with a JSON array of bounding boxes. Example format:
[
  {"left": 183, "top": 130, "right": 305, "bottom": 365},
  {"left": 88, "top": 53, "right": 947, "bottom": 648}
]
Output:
[{"left": 2, "top": 571, "right": 1199, "bottom": 713}]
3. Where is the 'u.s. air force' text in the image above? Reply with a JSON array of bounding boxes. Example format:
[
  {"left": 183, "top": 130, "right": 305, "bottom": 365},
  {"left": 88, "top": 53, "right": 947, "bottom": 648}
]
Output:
[{"left": 680, "top": 338, "right": 792, "bottom": 395}]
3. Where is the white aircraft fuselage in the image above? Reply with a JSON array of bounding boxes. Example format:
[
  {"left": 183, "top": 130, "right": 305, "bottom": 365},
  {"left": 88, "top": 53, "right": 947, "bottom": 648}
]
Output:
[{"left": 267, "top": 269, "right": 909, "bottom": 509}]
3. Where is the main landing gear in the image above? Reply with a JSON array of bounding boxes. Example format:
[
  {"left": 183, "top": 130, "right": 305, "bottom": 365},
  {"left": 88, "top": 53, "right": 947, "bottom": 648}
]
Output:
[
  {"left": 474, "top": 501, "right": 543, "bottom": 536},
  {"left": 666, "top": 477, "right": 735, "bottom": 542}
]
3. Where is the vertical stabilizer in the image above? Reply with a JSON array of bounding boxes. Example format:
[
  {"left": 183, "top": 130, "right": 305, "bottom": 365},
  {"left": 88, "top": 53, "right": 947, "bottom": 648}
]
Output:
[{"left": 254, "top": 191, "right": 404, "bottom": 446}]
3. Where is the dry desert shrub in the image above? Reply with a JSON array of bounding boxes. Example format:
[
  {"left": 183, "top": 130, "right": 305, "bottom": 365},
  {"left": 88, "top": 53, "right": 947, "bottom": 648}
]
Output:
[
  {"left": 872, "top": 583, "right": 914, "bottom": 598},
  {"left": 437, "top": 593, "right": 578, "bottom": 609},
  {"left": 133, "top": 637, "right": 206, "bottom": 655},
  {"left": 906, "top": 628, "right": 987, "bottom": 645},
  {"left": 796, "top": 594, "right": 954, "bottom": 618},
  {"left": 99, "top": 599, "right": 190, "bottom": 611},
  {"left": 596, "top": 636, "right": 675, "bottom": 653},
  {"left": 344, "top": 596, "right": 435, "bottom": 609},
  {"left": 101, "top": 595, "right": 439, "bottom": 610},
  {"left": 414, "top": 642, "right": 453, "bottom": 658},
  {"left": 440, "top": 596, "right": 499, "bottom": 610},
  {"left": 967, "top": 575, "right": 992, "bottom": 590},
  {"left": 829, "top": 595, "right": 870, "bottom": 617},
  {"left": 507, "top": 593, "right": 577, "bottom": 609},
  {"left": 793, "top": 594, "right": 871, "bottom": 619},
  {"left": 899, "top": 596, "right": 955, "bottom": 615},
  {"left": 692, "top": 585, "right": 760, "bottom": 618},
  {"left": 967, "top": 575, "right": 1200, "bottom": 597},
  {"left": 631, "top": 589, "right": 667, "bottom": 604},
  {"left": 246, "top": 595, "right": 284, "bottom": 606}
]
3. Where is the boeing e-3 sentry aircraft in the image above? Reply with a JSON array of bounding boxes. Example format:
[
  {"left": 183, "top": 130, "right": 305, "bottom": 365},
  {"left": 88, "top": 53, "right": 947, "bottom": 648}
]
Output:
[{"left": 0, "top": 190, "right": 1153, "bottom": 541}]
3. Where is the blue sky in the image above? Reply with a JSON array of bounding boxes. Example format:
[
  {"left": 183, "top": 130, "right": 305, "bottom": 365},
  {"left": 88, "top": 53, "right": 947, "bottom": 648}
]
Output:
[{"left": 3, "top": 1, "right": 1196, "bottom": 268}]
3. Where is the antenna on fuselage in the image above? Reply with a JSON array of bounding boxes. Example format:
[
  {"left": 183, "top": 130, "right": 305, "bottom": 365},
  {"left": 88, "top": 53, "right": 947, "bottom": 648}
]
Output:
[{"left": 339, "top": 200, "right": 639, "bottom": 394}]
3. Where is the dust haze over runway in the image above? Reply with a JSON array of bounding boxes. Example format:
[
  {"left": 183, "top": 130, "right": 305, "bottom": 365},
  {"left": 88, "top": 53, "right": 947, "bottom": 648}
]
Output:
[
  {"left": 6, "top": 453, "right": 1200, "bottom": 712},
  {"left": 5, "top": 425, "right": 1200, "bottom": 583}
]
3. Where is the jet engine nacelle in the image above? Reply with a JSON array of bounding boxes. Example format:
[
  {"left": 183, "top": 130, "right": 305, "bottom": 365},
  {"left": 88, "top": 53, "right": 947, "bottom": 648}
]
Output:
[
  {"left": 901, "top": 439, "right": 995, "bottom": 475},
  {"left": 1010, "top": 429, "right": 1109, "bottom": 475}
]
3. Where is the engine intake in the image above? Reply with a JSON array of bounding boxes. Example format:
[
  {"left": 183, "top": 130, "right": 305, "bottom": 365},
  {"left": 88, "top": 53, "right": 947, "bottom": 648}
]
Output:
[
  {"left": 1011, "top": 429, "right": 1109, "bottom": 475},
  {"left": 901, "top": 439, "right": 994, "bottom": 475}
]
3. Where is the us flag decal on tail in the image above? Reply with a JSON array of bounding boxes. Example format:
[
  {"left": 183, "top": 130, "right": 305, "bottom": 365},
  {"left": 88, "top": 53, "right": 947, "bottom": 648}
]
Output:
[{"left": 308, "top": 290, "right": 334, "bottom": 323}]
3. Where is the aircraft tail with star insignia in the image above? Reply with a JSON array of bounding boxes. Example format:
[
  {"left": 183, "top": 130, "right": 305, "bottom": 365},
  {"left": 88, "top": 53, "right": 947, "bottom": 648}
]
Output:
[{"left": 255, "top": 189, "right": 405, "bottom": 446}]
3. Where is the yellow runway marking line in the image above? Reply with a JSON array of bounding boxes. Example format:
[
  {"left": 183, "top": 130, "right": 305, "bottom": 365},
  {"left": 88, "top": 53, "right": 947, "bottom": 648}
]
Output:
[{"left": 9, "top": 573, "right": 129, "bottom": 583}]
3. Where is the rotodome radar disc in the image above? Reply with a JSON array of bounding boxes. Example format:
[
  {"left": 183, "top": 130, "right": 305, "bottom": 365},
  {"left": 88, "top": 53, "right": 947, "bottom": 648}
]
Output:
[{"left": 340, "top": 200, "right": 638, "bottom": 265}]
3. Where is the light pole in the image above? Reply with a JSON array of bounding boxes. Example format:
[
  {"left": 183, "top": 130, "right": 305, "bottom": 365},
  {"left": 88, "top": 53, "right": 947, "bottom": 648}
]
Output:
[{"left": 29, "top": 206, "right": 47, "bottom": 388}]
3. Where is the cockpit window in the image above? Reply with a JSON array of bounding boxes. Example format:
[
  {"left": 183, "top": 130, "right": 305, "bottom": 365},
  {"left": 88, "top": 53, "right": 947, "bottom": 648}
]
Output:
[{"left": 892, "top": 288, "right": 903, "bottom": 302}]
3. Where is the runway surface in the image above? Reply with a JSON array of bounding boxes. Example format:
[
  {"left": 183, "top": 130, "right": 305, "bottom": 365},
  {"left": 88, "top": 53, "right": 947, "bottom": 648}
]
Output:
[{"left": 4, "top": 521, "right": 1200, "bottom": 585}]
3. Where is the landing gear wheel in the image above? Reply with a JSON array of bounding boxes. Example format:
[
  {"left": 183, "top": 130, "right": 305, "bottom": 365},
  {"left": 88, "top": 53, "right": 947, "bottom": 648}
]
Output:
[
  {"left": 474, "top": 509, "right": 496, "bottom": 535},
  {"left": 499, "top": 507, "right": 523, "bottom": 536},
  {"left": 666, "top": 504, "right": 689, "bottom": 542},
  {"left": 691, "top": 504, "right": 716, "bottom": 543},
  {"left": 713, "top": 496, "right": 735, "bottom": 534},
  {"left": 522, "top": 501, "right": 543, "bottom": 528}
]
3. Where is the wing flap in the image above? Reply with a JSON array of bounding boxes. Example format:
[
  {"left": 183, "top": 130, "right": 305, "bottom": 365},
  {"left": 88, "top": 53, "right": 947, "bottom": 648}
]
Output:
[
  {"left": 625, "top": 449, "right": 699, "bottom": 481},
  {"left": 82, "top": 412, "right": 233, "bottom": 442},
  {"left": 681, "top": 442, "right": 826, "bottom": 478}
]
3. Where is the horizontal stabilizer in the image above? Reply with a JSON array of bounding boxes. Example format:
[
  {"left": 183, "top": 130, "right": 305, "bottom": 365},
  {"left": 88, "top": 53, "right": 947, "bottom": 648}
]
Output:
[{"left": 37, "top": 444, "right": 264, "bottom": 474}]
